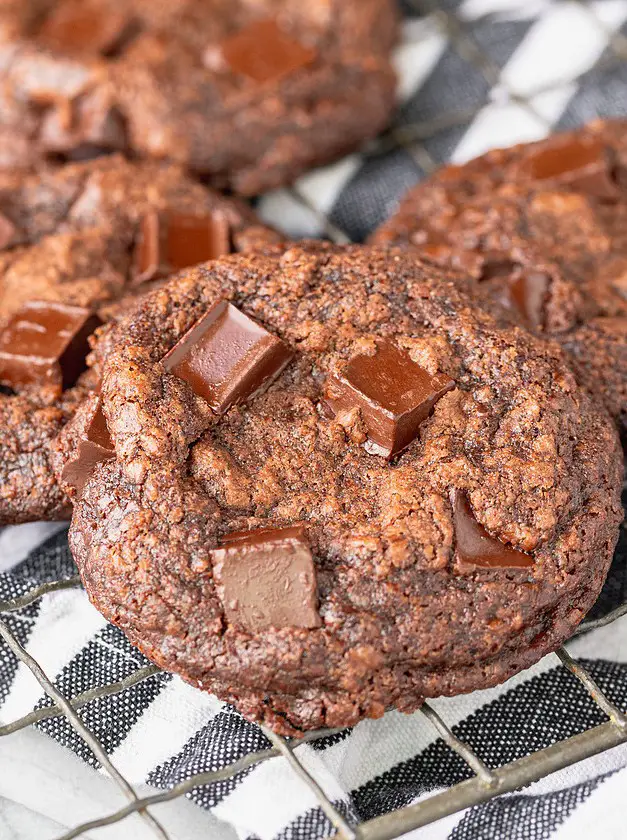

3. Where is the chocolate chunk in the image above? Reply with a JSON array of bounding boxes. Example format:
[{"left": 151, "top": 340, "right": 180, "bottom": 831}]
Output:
[
  {"left": 325, "top": 340, "right": 454, "bottom": 458},
  {"left": 133, "top": 211, "right": 231, "bottom": 285},
  {"left": 221, "top": 524, "right": 305, "bottom": 545},
  {"left": 61, "top": 399, "right": 114, "bottom": 496},
  {"left": 478, "top": 257, "right": 550, "bottom": 331},
  {"left": 40, "top": 90, "right": 127, "bottom": 156},
  {"left": 0, "top": 301, "right": 100, "bottom": 391},
  {"left": 508, "top": 270, "right": 550, "bottom": 330},
  {"left": 452, "top": 489, "right": 533, "bottom": 569},
  {"left": 38, "top": 0, "right": 134, "bottom": 58},
  {"left": 480, "top": 258, "right": 518, "bottom": 282},
  {"left": 212, "top": 524, "right": 321, "bottom": 632},
  {"left": 163, "top": 300, "right": 293, "bottom": 414},
  {"left": 218, "top": 19, "right": 316, "bottom": 84},
  {"left": 523, "top": 137, "right": 618, "bottom": 199}
]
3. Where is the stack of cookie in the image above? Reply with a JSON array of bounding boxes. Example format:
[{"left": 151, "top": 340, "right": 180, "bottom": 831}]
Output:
[{"left": 0, "top": 1, "right": 623, "bottom": 736}]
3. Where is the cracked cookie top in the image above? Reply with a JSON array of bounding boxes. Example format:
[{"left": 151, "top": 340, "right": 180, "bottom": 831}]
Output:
[
  {"left": 371, "top": 119, "right": 627, "bottom": 430},
  {"left": 0, "top": 154, "right": 280, "bottom": 524},
  {"left": 69, "top": 242, "right": 623, "bottom": 734}
]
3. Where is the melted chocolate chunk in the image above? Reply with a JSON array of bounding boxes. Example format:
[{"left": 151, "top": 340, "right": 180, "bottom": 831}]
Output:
[
  {"left": 163, "top": 300, "right": 293, "bottom": 414},
  {"left": 133, "top": 211, "right": 231, "bottom": 285},
  {"left": 212, "top": 524, "right": 321, "bottom": 632},
  {"left": 0, "top": 302, "right": 100, "bottom": 391},
  {"left": 508, "top": 271, "right": 550, "bottom": 330},
  {"left": 38, "top": 0, "right": 134, "bottom": 58},
  {"left": 325, "top": 340, "right": 454, "bottom": 458},
  {"left": 219, "top": 19, "right": 316, "bottom": 84},
  {"left": 452, "top": 489, "right": 533, "bottom": 569},
  {"left": 61, "top": 399, "right": 114, "bottom": 496},
  {"left": 523, "top": 136, "right": 618, "bottom": 199}
]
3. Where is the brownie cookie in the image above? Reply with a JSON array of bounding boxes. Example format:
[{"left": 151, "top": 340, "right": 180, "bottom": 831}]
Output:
[
  {"left": 371, "top": 120, "right": 627, "bottom": 430},
  {"left": 0, "top": 154, "right": 280, "bottom": 524},
  {"left": 0, "top": 0, "right": 398, "bottom": 194},
  {"left": 68, "top": 243, "right": 623, "bottom": 734}
]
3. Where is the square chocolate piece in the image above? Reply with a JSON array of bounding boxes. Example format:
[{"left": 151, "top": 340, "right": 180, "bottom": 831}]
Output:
[
  {"left": 162, "top": 300, "right": 293, "bottom": 414},
  {"left": 61, "top": 398, "right": 115, "bottom": 496},
  {"left": 522, "top": 136, "right": 618, "bottom": 199},
  {"left": 0, "top": 301, "right": 101, "bottom": 391},
  {"left": 507, "top": 270, "right": 550, "bottom": 331},
  {"left": 325, "top": 340, "right": 454, "bottom": 458},
  {"left": 218, "top": 19, "right": 315, "bottom": 84},
  {"left": 212, "top": 525, "right": 321, "bottom": 632},
  {"left": 452, "top": 489, "right": 533, "bottom": 569},
  {"left": 38, "top": 0, "right": 133, "bottom": 58},
  {"left": 133, "top": 211, "right": 231, "bottom": 285}
]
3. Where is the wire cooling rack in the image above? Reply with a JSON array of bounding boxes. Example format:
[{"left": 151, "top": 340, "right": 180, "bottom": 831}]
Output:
[
  {"left": 1, "top": 0, "right": 627, "bottom": 838},
  {"left": 0, "top": 579, "right": 626, "bottom": 839}
]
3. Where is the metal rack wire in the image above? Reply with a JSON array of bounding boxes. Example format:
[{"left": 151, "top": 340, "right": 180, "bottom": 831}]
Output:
[
  {"left": 0, "top": 578, "right": 626, "bottom": 840},
  {"left": 0, "top": 1, "right": 626, "bottom": 838}
]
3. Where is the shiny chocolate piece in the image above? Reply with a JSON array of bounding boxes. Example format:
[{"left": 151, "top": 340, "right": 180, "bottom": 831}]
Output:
[
  {"left": 508, "top": 270, "right": 550, "bottom": 330},
  {"left": 221, "top": 524, "right": 305, "bottom": 545},
  {"left": 0, "top": 301, "right": 100, "bottom": 391},
  {"left": 38, "top": 0, "right": 133, "bottom": 58},
  {"left": 163, "top": 300, "right": 293, "bottom": 414},
  {"left": 325, "top": 340, "right": 454, "bottom": 458},
  {"left": 452, "top": 489, "right": 533, "bottom": 569},
  {"left": 219, "top": 19, "right": 316, "bottom": 84},
  {"left": 133, "top": 211, "right": 231, "bottom": 285},
  {"left": 212, "top": 524, "right": 321, "bottom": 632},
  {"left": 523, "top": 136, "right": 618, "bottom": 199},
  {"left": 61, "top": 399, "right": 115, "bottom": 496}
]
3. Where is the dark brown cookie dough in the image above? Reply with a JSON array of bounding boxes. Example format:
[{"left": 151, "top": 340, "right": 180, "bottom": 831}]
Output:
[
  {"left": 0, "top": 0, "right": 398, "bottom": 194},
  {"left": 68, "top": 243, "right": 623, "bottom": 734},
  {"left": 0, "top": 154, "right": 280, "bottom": 525},
  {"left": 371, "top": 120, "right": 627, "bottom": 430}
]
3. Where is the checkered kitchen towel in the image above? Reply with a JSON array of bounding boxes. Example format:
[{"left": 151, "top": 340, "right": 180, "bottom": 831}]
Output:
[{"left": 1, "top": 1, "right": 627, "bottom": 838}]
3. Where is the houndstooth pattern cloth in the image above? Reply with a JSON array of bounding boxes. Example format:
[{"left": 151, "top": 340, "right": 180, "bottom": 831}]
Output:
[{"left": 1, "top": 1, "right": 627, "bottom": 838}]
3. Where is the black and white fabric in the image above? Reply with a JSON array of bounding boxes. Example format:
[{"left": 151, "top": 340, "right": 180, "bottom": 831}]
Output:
[{"left": 1, "top": 2, "right": 627, "bottom": 838}]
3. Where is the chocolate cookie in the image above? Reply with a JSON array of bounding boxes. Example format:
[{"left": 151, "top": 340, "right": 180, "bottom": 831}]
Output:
[
  {"left": 0, "top": 0, "right": 398, "bottom": 194},
  {"left": 0, "top": 154, "right": 280, "bottom": 524},
  {"left": 371, "top": 120, "right": 627, "bottom": 430},
  {"left": 68, "top": 243, "right": 623, "bottom": 734}
]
